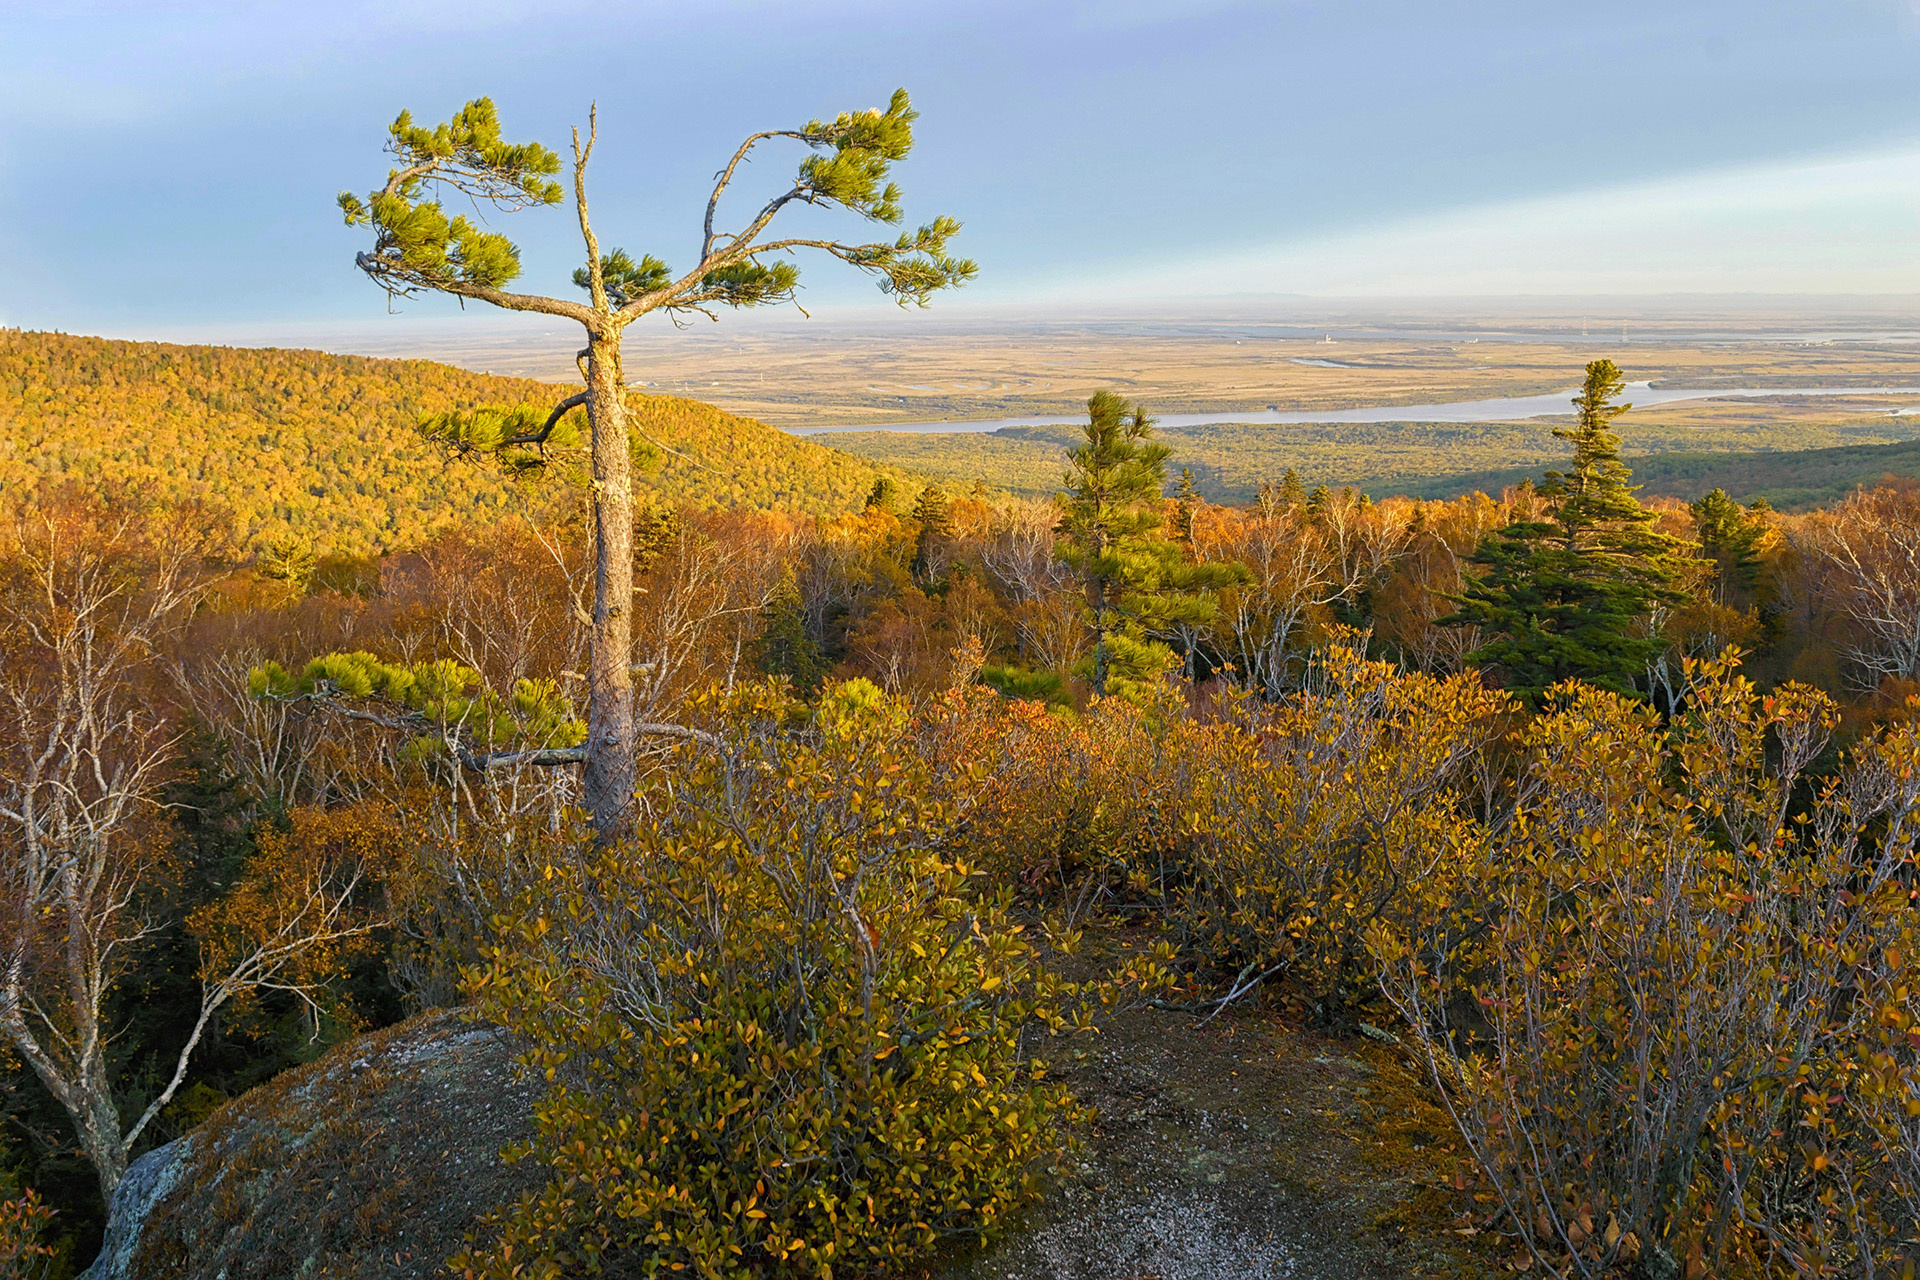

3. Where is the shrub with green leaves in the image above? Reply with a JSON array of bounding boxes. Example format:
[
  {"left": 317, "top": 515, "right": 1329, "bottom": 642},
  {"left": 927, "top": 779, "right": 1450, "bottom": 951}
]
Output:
[{"left": 455, "top": 679, "right": 1085, "bottom": 1279}]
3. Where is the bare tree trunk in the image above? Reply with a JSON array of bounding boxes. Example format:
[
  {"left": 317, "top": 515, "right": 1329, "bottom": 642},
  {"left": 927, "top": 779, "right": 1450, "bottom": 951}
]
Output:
[
  {"left": 582, "top": 330, "right": 636, "bottom": 842},
  {"left": 76, "top": 1085, "right": 127, "bottom": 1196}
]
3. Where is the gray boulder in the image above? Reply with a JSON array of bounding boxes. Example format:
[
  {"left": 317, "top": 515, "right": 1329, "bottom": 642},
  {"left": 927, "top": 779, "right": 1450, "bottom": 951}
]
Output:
[{"left": 82, "top": 1008, "right": 541, "bottom": 1279}]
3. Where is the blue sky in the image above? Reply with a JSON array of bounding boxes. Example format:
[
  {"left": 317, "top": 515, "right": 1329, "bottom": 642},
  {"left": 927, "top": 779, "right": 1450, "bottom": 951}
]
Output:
[{"left": 3, "top": 0, "right": 1919, "bottom": 339}]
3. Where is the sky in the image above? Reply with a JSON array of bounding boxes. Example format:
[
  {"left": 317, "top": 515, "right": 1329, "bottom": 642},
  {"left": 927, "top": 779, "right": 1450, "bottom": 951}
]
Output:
[{"left": 3, "top": 0, "right": 1919, "bottom": 341}]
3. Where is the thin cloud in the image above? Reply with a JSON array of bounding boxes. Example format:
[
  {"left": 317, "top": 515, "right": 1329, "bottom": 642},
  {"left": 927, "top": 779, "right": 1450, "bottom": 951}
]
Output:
[{"left": 1069, "top": 143, "right": 1920, "bottom": 298}]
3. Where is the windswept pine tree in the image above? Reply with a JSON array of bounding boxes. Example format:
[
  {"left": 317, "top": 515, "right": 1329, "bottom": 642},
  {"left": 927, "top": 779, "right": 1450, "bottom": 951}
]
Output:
[
  {"left": 1441, "top": 360, "right": 1695, "bottom": 704},
  {"left": 338, "top": 92, "right": 972, "bottom": 840},
  {"left": 1056, "top": 391, "right": 1246, "bottom": 701}
]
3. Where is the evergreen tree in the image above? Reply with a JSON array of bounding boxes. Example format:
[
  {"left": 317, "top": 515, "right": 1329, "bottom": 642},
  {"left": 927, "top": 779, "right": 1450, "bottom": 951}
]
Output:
[
  {"left": 1442, "top": 360, "right": 1693, "bottom": 704},
  {"left": 1056, "top": 392, "right": 1244, "bottom": 701},
  {"left": 1690, "top": 487, "right": 1767, "bottom": 597},
  {"left": 865, "top": 477, "right": 902, "bottom": 512},
  {"left": 258, "top": 535, "right": 316, "bottom": 591},
  {"left": 1172, "top": 467, "right": 1201, "bottom": 549},
  {"left": 757, "top": 565, "right": 825, "bottom": 693},
  {"left": 909, "top": 484, "right": 952, "bottom": 580}
]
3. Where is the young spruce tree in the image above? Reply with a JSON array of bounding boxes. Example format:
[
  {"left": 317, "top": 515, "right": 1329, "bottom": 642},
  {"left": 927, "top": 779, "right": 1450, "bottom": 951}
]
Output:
[
  {"left": 1056, "top": 391, "right": 1244, "bottom": 700},
  {"left": 757, "top": 564, "right": 825, "bottom": 694},
  {"left": 1690, "top": 487, "right": 1769, "bottom": 601},
  {"left": 1442, "top": 360, "right": 1693, "bottom": 704},
  {"left": 1172, "top": 466, "right": 1201, "bottom": 549},
  {"left": 909, "top": 483, "right": 952, "bottom": 581}
]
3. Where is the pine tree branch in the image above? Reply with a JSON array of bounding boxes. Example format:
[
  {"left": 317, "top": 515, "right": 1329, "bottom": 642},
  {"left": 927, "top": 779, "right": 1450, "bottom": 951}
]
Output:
[
  {"left": 703, "top": 130, "right": 824, "bottom": 261},
  {"left": 499, "top": 392, "right": 589, "bottom": 447},
  {"left": 350, "top": 258, "right": 598, "bottom": 323}
]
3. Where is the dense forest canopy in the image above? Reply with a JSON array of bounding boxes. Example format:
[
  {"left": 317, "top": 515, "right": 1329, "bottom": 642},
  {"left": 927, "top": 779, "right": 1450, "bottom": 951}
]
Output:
[
  {"left": 0, "top": 330, "right": 912, "bottom": 555},
  {"left": 2, "top": 342, "right": 1920, "bottom": 1278}
]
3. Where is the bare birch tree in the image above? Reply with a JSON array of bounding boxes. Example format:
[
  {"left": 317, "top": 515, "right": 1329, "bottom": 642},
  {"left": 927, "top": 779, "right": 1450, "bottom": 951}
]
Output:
[
  {"left": 1797, "top": 482, "right": 1920, "bottom": 690},
  {"left": 0, "top": 505, "right": 382, "bottom": 1194},
  {"left": 981, "top": 498, "right": 1083, "bottom": 673},
  {"left": 1201, "top": 502, "right": 1343, "bottom": 696}
]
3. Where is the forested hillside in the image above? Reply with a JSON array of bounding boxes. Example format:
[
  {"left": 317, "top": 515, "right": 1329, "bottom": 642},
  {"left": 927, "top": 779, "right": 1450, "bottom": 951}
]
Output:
[{"left": 0, "top": 330, "right": 908, "bottom": 552}]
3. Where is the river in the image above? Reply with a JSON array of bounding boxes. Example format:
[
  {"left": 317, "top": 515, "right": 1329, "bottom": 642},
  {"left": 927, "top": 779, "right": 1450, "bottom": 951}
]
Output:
[{"left": 790, "top": 382, "right": 1920, "bottom": 436}]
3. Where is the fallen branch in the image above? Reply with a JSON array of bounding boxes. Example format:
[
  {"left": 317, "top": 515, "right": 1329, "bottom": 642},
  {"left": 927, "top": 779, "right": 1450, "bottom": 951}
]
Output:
[{"left": 1145, "top": 957, "right": 1291, "bottom": 1023}]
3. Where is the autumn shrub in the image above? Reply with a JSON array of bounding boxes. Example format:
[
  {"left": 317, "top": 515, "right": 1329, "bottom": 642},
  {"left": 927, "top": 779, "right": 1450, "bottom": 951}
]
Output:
[
  {"left": 0, "top": 1185, "right": 58, "bottom": 1277},
  {"left": 375, "top": 802, "right": 589, "bottom": 1009},
  {"left": 1170, "top": 646, "right": 1512, "bottom": 1014},
  {"left": 1374, "top": 655, "right": 1920, "bottom": 1279},
  {"left": 456, "top": 679, "right": 1087, "bottom": 1280},
  {"left": 954, "top": 686, "right": 1208, "bottom": 922}
]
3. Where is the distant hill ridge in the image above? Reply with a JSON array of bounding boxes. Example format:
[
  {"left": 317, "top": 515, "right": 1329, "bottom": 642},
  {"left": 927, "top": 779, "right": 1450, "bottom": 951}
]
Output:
[
  {"left": 0, "top": 330, "right": 910, "bottom": 554},
  {"left": 1391, "top": 436, "right": 1920, "bottom": 509}
]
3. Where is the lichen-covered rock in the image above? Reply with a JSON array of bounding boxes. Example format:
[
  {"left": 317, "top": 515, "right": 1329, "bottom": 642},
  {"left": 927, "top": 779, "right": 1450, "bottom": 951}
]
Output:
[
  {"left": 79, "top": 1140, "right": 190, "bottom": 1280},
  {"left": 103, "top": 1008, "right": 540, "bottom": 1280}
]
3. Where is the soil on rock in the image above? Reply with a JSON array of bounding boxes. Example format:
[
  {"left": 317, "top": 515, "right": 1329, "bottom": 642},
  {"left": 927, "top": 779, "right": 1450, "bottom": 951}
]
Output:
[{"left": 940, "top": 929, "right": 1491, "bottom": 1280}]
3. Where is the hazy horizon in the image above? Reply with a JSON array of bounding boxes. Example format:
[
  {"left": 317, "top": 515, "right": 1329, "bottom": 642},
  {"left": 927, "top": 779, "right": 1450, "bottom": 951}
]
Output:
[{"left": 21, "top": 293, "right": 1912, "bottom": 375}]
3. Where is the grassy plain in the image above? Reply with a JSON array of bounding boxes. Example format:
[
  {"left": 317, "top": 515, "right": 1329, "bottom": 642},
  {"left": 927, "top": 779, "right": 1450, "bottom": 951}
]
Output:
[{"left": 424, "top": 324, "right": 1920, "bottom": 430}]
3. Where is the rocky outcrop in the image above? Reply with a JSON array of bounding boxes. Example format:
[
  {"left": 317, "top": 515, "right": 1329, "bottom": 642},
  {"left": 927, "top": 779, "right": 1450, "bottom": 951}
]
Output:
[
  {"left": 83, "top": 1000, "right": 1467, "bottom": 1279},
  {"left": 84, "top": 1009, "right": 541, "bottom": 1280}
]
